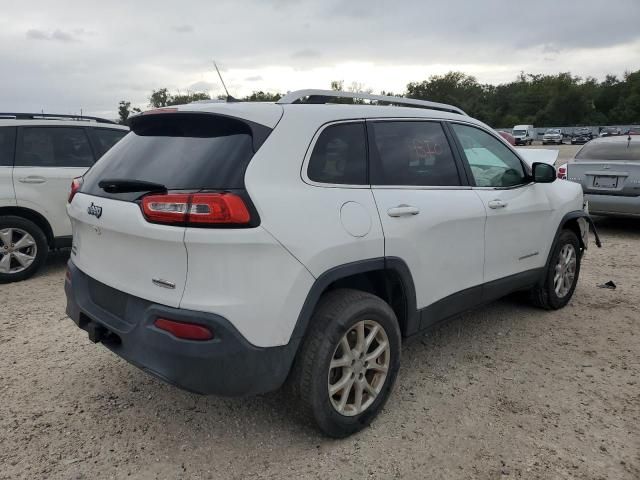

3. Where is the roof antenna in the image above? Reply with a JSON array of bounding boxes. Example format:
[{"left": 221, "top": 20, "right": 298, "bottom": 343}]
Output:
[{"left": 213, "top": 61, "right": 239, "bottom": 102}]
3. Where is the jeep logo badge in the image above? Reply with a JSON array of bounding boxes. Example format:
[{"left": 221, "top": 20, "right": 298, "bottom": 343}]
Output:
[{"left": 87, "top": 202, "right": 103, "bottom": 219}]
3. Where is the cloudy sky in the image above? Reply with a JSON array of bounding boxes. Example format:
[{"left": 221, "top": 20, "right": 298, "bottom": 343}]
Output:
[{"left": 1, "top": 0, "right": 639, "bottom": 119}]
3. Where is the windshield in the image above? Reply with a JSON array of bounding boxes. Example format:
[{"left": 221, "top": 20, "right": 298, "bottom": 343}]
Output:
[
  {"left": 576, "top": 128, "right": 590, "bottom": 134},
  {"left": 576, "top": 139, "right": 640, "bottom": 161},
  {"left": 545, "top": 129, "right": 561, "bottom": 134},
  {"left": 513, "top": 130, "right": 526, "bottom": 136}
]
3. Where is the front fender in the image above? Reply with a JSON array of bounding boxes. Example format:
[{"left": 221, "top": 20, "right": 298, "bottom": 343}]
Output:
[{"left": 561, "top": 210, "right": 602, "bottom": 249}]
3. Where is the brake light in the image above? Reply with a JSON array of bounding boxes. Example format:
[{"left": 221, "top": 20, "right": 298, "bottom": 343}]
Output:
[
  {"left": 154, "top": 318, "right": 213, "bottom": 341},
  {"left": 68, "top": 177, "right": 83, "bottom": 203},
  {"left": 141, "top": 192, "right": 251, "bottom": 226},
  {"left": 557, "top": 166, "right": 567, "bottom": 180}
]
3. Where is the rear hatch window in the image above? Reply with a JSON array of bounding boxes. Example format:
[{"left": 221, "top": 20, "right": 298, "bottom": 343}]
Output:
[
  {"left": 576, "top": 140, "right": 640, "bottom": 161},
  {"left": 81, "top": 113, "right": 271, "bottom": 202}
]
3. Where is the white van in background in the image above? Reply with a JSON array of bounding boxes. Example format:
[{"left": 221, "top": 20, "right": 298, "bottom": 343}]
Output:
[{"left": 512, "top": 125, "right": 536, "bottom": 145}]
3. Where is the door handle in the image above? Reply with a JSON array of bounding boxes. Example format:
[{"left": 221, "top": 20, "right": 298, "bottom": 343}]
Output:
[
  {"left": 488, "top": 199, "right": 508, "bottom": 209},
  {"left": 387, "top": 204, "right": 420, "bottom": 217},
  {"left": 18, "top": 176, "right": 46, "bottom": 184}
]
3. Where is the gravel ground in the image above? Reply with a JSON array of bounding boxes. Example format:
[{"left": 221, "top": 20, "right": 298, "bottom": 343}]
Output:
[{"left": 1, "top": 144, "right": 639, "bottom": 479}]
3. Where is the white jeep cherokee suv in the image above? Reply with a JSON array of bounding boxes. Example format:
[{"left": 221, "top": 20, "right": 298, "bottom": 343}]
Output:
[
  {"left": 64, "top": 91, "right": 600, "bottom": 437},
  {"left": 0, "top": 113, "right": 127, "bottom": 283}
]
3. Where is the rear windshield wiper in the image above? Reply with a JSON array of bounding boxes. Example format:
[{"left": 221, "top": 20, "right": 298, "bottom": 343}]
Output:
[{"left": 98, "top": 179, "right": 168, "bottom": 194}]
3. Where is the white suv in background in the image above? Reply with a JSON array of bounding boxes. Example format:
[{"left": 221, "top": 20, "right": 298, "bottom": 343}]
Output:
[
  {"left": 64, "top": 91, "right": 600, "bottom": 437},
  {"left": 0, "top": 113, "right": 128, "bottom": 282}
]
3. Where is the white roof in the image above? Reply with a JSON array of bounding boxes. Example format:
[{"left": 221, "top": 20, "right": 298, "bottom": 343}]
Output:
[{"left": 165, "top": 100, "right": 475, "bottom": 129}]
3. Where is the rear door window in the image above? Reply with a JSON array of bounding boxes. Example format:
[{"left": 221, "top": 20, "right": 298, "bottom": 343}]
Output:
[
  {"left": 0, "top": 127, "right": 16, "bottom": 166},
  {"left": 369, "top": 121, "right": 461, "bottom": 186},
  {"left": 451, "top": 123, "right": 528, "bottom": 187},
  {"left": 16, "top": 127, "right": 94, "bottom": 167},
  {"left": 89, "top": 128, "right": 128, "bottom": 158},
  {"left": 82, "top": 113, "right": 267, "bottom": 200},
  {"left": 307, "top": 122, "right": 367, "bottom": 185}
]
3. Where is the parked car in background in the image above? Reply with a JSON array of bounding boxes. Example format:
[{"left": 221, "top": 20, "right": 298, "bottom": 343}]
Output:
[
  {"left": 600, "top": 127, "right": 621, "bottom": 137},
  {"left": 0, "top": 113, "right": 128, "bottom": 283},
  {"left": 512, "top": 124, "right": 536, "bottom": 145},
  {"left": 497, "top": 130, "right": 516, "bottom": 145},
  {"left": 542, "top": 128, "right": 563, "bottom": 145},
  {"left": 571, "top": 127, "right": 594, "bottom": 144},
  {"left": 559, "top": 135, "right": 640, "bottom": 217},
  {"left": 624, "top": 127, "right": 640, "bottom": 135},
  {"left": 65, "top": 89, "right": 598, "bottom": 437}
]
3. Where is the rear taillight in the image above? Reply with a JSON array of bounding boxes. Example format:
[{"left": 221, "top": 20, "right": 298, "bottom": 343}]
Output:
[
  {"left": 141, "top": 193, "right": 190, "bottom": 224},
  {"left": 141, "top": 192, "right": 251, "bottom": 226},
  {"left": 154, "top": 318, "right": 213, "bottom": 341},
  {"left": 557, "top": 166, "right": 567, "bottom": 180},
  {"left": 68, "top": 177, "right": 83, "bottom": 203}
]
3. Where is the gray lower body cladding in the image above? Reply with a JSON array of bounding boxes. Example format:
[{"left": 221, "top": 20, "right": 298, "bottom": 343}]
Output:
[{"left": 64, "top": 260, "right": 295, "bottom": 396}]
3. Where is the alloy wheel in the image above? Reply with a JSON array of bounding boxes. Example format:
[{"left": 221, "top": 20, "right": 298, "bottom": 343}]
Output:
[
  {"left": 0, "top": 228, "right": 38, "bottom": 274},
  {"left": 327, "top": 320, "right": 390, "bottom": 417},
  {"left": 554, "top": 244, "right": 576, "bottom": 298}
]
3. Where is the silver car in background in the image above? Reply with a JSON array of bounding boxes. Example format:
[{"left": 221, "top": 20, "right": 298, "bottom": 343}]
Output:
[
  {"left": 562, "top": 135, "right": 640, "bottom": 217},
  {"left": 542, "top": 128, "right": 563, "bottom": 145}
]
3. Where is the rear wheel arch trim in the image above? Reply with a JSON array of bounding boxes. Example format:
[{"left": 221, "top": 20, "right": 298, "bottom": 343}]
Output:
[
  {"left": 0, "top": 206, "right": 54, "bottom": 247},
  {"left": 289, "top": 257, "right": 419, "bottom": 347}
]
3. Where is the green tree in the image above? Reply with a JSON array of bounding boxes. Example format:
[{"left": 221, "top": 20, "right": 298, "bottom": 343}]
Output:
[
  {"left": 149, "top": 88, "right": 170, "bottom": 107},
  {"left": 148, "top": 88, "right": 210, "bottom": 107},
  {"left": 117, "top": 100, "right": 141, "bottom": 125},
  {"left": 139, "top": 70, "right": 640, "bottom": 128},
  {"left": 407, "top": 72, "right": 492, "bottom": 123},
  {"left": 169, "top": 92, "right": 211, "bottom": 105},
  {"left": 243, "top": 91, "right": 283, "bottom": 102}
]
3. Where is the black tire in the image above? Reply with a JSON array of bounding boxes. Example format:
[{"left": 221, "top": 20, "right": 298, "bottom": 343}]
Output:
[
  {"left": 0, "top": 215, "right": 48, "bottom": 283},
  {"left": 289, "top": 288, "right": 401, "bottom": 437},
  {"left": 530, "top": 229, "right": 581, "bottom": 310}
]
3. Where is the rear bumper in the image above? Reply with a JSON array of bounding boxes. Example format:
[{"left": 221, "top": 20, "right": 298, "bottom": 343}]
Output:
[
  {"left": 585, "top": 194, "right": 640, "bottom": 217},
  {"left": 64, "top": 261, "right": 296, "bottom": 396}
]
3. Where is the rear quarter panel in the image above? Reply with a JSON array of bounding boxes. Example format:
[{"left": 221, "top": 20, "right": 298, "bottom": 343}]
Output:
[
  {"left": 179, "top": 227, "right": 315, "bottom": 347},
  {"left": 244, "top": 110, "right": 385, "bottom": 278}
]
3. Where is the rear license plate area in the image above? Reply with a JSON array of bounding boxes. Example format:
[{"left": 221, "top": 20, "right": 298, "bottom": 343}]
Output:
[
  {"left": 593, "top": 175, "right": 618, "bottom": 188},
  {"left": 88, "top": 278, "right": 128, "bottom": 319}
]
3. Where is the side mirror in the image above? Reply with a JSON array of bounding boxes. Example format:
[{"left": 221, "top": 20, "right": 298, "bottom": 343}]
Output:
[{"left": 533, "top": 162, "right": 556, "bottom": 183}]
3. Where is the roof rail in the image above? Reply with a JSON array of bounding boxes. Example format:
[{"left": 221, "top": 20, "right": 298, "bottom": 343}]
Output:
[
  {"left": 276, "top": 89, "right": 466, "bottom": 116},
  {"left": 0, "top": 112, "right": 117, "bottom": 124}
]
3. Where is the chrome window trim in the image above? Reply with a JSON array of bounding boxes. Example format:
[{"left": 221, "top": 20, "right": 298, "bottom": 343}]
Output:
[{"left": 370, "top": 185, "right": 472, "bottom": 190}]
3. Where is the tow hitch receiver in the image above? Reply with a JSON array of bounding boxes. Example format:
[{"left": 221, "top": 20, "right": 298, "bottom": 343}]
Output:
[
  {"left": 86, "top": 322, "right": 108, "bottom": 343},
  {"left": 86, "top": 322, "right": 121, "bottom": 345}
]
